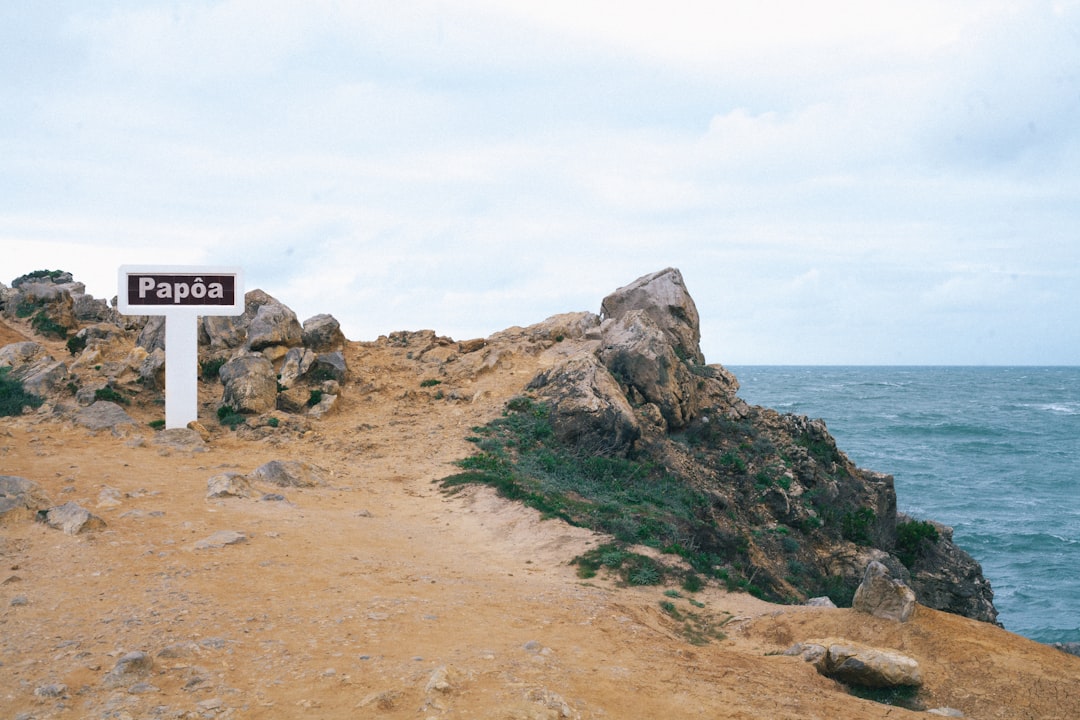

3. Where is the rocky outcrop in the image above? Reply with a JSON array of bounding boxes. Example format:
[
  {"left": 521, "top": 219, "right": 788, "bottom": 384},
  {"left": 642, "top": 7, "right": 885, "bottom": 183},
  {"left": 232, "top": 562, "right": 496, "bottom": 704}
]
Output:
[
  {"left": 0, "top": 475, "right": 53, "bottom": 525},
  {"left": 0, "top": 341, "right": 68, "bottom": 397},
  {"left": 509, "top": 268, "right": 998, "bottom": 621}
]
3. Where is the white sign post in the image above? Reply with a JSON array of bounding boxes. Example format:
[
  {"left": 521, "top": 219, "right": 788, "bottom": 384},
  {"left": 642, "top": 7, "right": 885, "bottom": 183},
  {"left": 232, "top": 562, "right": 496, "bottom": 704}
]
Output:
[{"left": 118, "top": 265, "right": 244, "bottom": 429}]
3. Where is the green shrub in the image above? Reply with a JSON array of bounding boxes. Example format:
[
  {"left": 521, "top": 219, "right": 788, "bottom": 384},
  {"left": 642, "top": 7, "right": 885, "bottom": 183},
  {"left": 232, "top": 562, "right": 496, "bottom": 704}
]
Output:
[
  {"left": 307, "top": 389, "right": 323, "bottom": 407},
  {"left": 841, "top": 507, "right": 876, "bottom": 545},
  {"left": 201, "top": 357, "right": 227, "bottom": 381},
  {"left": 94, "top": 386, "right": 129, "bottom": 405},
  {"left": 66, "top": 334, "right": 87, "bottom": 356},
  {"left": 148, "top": 419, "right": 166, "bottom": 430},
  {"left": 0, "top": 368, "right": 44, "bottom": 416},
  {"left": 216, "top": 405, "right": 246, "bottom": 429},
  {"left": 30, "top": 311, "right": 68, "bottom": 340},
  {"left": 895, "top": 520, "right": 940, "bottom": 568},
  {"left": 420, "top": 378, "right": 442, "bottom": 387}
]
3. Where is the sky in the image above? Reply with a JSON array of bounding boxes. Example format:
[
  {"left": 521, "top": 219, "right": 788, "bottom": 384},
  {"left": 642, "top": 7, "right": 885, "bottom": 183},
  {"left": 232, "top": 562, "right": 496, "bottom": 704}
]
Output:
[{"left": 3, "top": 1, "right": 1079, "bottom": 365}]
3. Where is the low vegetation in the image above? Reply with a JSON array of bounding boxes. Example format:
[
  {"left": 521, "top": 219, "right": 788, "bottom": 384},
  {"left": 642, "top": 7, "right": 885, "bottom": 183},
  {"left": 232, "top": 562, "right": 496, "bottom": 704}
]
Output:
[{"left": 0, "top": 368, "right": 44, "bottom": 417}]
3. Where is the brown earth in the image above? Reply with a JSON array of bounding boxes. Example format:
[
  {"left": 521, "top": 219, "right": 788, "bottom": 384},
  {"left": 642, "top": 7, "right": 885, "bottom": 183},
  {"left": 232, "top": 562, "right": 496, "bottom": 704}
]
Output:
[{"left": 1, "top": 313, "right": 1078, "bottom": 719}]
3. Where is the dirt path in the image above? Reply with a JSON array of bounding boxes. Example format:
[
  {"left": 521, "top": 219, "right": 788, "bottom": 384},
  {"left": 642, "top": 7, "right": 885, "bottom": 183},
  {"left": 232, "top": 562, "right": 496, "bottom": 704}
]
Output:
[{"left": 2, "top": 318, "right": 1078, "bottom": 719}]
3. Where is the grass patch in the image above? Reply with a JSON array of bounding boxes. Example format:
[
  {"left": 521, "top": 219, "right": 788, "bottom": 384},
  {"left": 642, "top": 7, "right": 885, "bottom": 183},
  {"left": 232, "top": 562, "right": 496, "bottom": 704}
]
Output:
[
  {"left": 0, "top": 367, "right": 44, "bottom": 416},
  {"left": 658, "top": 598, "right": 732, "bottom": 645},
  {"left": 442, "top": 398, "right": 715, "bottom": 556},
  {"left": 148, "top": 419, "right": 166, "bottom": 430}
]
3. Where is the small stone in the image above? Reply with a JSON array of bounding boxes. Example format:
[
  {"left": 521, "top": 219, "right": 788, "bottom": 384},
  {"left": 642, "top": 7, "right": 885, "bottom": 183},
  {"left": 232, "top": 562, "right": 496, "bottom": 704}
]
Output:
[
  {"left": 34, "top": 683, "right": 67, "bottom": 697},
  {"left": 10, "top": 595, "right": 29, "bottom": 606}
]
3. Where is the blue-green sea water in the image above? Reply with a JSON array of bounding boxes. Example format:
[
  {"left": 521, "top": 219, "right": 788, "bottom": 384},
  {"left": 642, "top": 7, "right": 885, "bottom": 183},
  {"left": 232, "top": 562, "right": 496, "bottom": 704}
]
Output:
[{"left": 730, "top": 366, "right": 1080, "bottom": 644}]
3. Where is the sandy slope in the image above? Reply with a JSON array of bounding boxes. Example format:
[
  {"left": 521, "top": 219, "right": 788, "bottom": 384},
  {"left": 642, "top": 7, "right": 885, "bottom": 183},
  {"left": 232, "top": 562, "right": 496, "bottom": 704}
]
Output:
[{"left": 1, "top": 315, "right": 1078, "bottom": 719}]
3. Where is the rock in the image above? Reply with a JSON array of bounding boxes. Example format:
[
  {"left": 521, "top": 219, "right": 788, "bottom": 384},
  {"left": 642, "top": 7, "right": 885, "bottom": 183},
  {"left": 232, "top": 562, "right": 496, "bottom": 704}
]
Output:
[
  {"left": 302, "top": 313, "right": 345, "bottom": 352},
  {"left": 152, "top": 427, "right": 208, "bottom": 453},
  {"left": 0, "top": 475, "right": 52, "bottom": 524},
  {"left": 307, "top": 392, "right": 338, "bottom": 418},
  {"left": 75, "top": 401, "right": 138, "bottom": 431},
  {"left": 278, "top": 347, "right": 317, "bottom": 388},
  {"left": 219, "top": 354, "right": 277, "bottom": 414},
  {"left": 600, "top": 267, "right": 703, "bottom": 364},
  {"left": 247, "top": 300, "right": 302, "bottom": 350},
  {"left": 0, "top": 341, "right": 68, "bottom": 396},
  {"left": 310, "top": 351, "right": 347, "bottom": 383},
  {"left": 41, "top": 501, "right": 106, "bottom": 534},
  {"left": 247, "top": 460, "right": 328, "bottom": 487},
  {"left": 599, "top": 308, "right": 697, "bottom": 429},
  {"left": 276, "top": 385, "right": 313, "bottom": 413},
  {"left": 902, "top": 517, "right": 999, "bottom": 625},
  {"left": 527, "top": 355, "right": 640, "bottom": 455},
  {"left": 1050, "top": 642, "right": 1080, "bottom": 658},
  {"left": 786, "top": 639, "right": 923, "bottom": 688},
  {"left": 139, "top": 347, "right": 166, "bottom": 390},
  {"left": 102, "top": 650, "right": 153, "bottom": 689},
  {"left": 805, "top": 596, "right": 837, "bottom": 608},
  {"left": 206, "top": 472, "right": 254, "bottom": 499},
  {"left": 193, "top": 530, "right": 248, "bottom": 549},
  {"left": 136, "top": 315, "right": 167, "bottom": 352},
  {"left": 927, "top": 708, "right": 965, "bottom": 717},
  {"left": 852, "top": 561, "right": 917, "bottom": 622},
  {"left": 34, "top": 683, "right": 68, "bottom": 698}
]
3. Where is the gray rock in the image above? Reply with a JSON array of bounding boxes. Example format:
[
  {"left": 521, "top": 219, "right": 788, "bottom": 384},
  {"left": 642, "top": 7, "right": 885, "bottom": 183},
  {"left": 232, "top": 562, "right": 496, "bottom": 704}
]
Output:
[
  {"left": 248, "top": 460, "right": 328, "bottom": 488},
  {"left": 805, "top": 596, "right": 837, "bottom": 608},
  {"left": 302, "top": 313, "right": 346, "bottom": 352},
  {"left": 278, "top": 346, "right": 316, "bottom": 389},
  {"left": 102, "top": 650, "right": 153, "bottom": 689},
  {"left": 206, "top": 472, "right": 253, "bottom": 499},
  {"left": 42, "top": 501, "right": 106, "bottom": 534},
  {"left": 193, "top": 530, "right": 248, "bottom": 549},
  {"left": 75, "top": 401, "right": 138, "bottom": 431},
  {"left": 307, "top": 393, "right": 338, "bottom": 418},
  {"left": 151, "top": 427, "right": 208, "bottom": 453},
  {"left": 310, "top": 351, "right": 347, "bottom": 383},
  {"left": 527, "top": 356, "right": 640, "bottom": 455},
  {"left": 136, "top": 315, "right": 167, "bottom": 352},
  {"left": 0, "top": 475, "right": 52, "bottom": 524},
  {"left": 219, "top": 354, "right": 277, "bottom": 414},
  {"left": 786, "top": 640, "right": 923, "bottom": 688},
  {"left": 852, "top": 560, "right": 917, "bottom": 622},
  {"left": 0, "top": 341, "right": 67, "bottom": 396},
  {"left": 600, "top": 267, "right": 704, "bottom": 364},
  {"left": 139, "top": 347, "right": 166, "bottom": 390},
  {"left": 247, "top": 301, "right": 302, "bottom": 351},
  {"left": 34, "top": 683, "right": 67, "bottom": 698}
]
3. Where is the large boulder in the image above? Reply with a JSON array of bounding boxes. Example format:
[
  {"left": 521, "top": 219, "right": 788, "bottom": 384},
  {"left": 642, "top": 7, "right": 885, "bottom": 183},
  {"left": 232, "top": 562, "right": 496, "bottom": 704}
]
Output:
[
  {"left": 786, "top": 639, "right": 923, "bottom": 688},
  {"left": 600, "top": 267, "right": 703, "bottom": 364},
  {"left": 852, "top": 560, "right": 917, "bottom": 622},
  {"left": 219, "top": 354, "right": 277, "bottom": 414},
  {"left": 247, "top": 301, "right": 302, "bottom": 351},
  {"left": 302, "top": 314, "right": 345, "bottom": 352},
  {"left": 277, "top": 347, "right": 317, "bottom": 389}
]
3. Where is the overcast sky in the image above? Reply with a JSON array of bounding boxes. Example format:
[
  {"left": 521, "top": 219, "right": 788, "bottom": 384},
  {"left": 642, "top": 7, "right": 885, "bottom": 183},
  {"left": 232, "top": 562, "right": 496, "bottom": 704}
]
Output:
[{"left": 4, "top": 1, "right": 1079, "bottom": 364}]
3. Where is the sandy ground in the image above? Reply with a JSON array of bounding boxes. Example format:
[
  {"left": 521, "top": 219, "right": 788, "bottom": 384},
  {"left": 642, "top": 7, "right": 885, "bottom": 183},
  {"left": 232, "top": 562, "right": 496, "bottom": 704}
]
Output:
[{"left": 2, "top": 316, "right": 1079, "bottom": 719}]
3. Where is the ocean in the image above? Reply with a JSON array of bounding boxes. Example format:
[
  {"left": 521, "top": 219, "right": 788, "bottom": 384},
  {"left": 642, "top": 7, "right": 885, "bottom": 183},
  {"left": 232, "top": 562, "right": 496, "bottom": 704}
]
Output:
[{"left": 729, "top": 366, "right": 1080, "bottom": 644}]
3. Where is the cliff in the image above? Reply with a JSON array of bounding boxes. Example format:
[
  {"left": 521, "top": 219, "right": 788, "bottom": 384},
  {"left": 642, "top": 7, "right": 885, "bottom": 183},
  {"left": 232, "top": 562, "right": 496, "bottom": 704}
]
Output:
[{"left": 0, "top": 267, "right": 1075, "bottom": 720}]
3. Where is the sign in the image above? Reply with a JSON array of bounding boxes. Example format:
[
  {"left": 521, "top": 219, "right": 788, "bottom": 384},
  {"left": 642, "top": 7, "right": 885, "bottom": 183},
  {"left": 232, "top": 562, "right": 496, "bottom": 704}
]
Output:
[
  {"left": 117, "top": 265, "right": 245, "bottom": 429},
  {"left": 118, "top": 266, "right": 243, "bottom": 315}
]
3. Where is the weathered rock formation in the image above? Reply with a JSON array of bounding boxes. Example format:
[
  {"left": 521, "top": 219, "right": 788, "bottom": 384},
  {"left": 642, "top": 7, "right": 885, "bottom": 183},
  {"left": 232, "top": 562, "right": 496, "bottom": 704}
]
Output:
[{"left": 510, "top": 268, "right": 997, "bottom": 622}]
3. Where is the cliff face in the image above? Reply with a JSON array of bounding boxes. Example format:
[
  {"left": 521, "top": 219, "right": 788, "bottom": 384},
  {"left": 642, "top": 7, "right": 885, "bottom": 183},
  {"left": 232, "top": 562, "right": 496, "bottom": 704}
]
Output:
[{"left": 506, "top": 268, "right": 998, "bottom": 622}]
